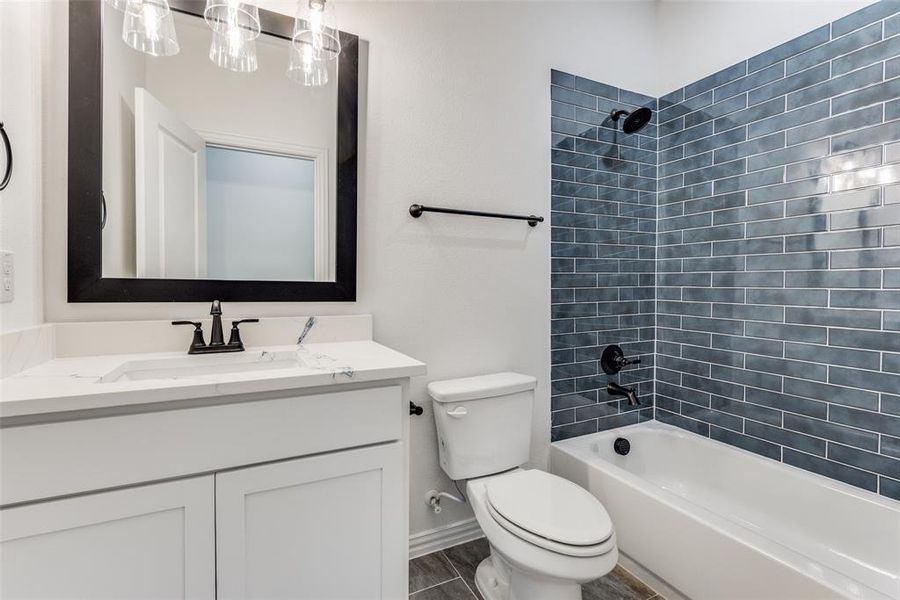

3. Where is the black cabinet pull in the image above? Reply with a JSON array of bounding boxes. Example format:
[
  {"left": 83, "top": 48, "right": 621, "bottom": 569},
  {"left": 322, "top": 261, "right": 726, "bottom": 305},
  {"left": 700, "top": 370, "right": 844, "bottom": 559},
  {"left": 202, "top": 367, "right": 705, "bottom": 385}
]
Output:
[{"left": 0, "top": 122, "right": 12, "bottom": 192}]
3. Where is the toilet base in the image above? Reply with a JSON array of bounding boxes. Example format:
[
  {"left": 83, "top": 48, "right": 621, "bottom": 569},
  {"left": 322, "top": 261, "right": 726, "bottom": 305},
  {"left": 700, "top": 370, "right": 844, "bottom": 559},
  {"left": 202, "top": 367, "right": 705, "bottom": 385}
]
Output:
[{"left": 475, "top": 555, "right": 583, "bottom": 600}]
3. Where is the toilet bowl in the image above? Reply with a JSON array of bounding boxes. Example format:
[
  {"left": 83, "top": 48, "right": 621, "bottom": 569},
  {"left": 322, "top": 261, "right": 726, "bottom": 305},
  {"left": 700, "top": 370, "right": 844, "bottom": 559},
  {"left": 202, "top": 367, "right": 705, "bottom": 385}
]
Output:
[
  {"left": 466, "top": 469, "right": 617, "bottom": 600},
  {"left": 427, "top": 373, "right": 618, "bottom": 600}
]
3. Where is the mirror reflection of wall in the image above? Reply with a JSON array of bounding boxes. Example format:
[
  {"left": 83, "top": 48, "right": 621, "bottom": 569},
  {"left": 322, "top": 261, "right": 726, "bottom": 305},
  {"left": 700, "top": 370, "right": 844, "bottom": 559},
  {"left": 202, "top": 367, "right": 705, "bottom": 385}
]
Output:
[{"left": 101, "top": 7, "right": 338, "bottom": 282}]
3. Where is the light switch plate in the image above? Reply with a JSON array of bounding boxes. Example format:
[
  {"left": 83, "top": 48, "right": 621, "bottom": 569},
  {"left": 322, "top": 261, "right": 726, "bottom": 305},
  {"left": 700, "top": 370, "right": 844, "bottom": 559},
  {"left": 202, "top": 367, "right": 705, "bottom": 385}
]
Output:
[{"left": 0, "top": 251, "right": 14, "bottom": 303}]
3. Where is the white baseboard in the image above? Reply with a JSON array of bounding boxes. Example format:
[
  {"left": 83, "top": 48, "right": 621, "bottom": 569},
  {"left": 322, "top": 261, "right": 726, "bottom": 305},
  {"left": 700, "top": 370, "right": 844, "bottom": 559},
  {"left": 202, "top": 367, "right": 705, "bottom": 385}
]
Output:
[{"left": 408, "top": 518, "right": 484, "bottom": 559}]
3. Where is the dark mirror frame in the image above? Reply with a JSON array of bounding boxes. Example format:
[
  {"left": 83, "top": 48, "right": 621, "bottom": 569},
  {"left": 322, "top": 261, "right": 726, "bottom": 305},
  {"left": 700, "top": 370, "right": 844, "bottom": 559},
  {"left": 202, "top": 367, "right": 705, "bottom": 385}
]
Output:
[{"left": 68, "top": 0, "right": 358, "bottom": 302}]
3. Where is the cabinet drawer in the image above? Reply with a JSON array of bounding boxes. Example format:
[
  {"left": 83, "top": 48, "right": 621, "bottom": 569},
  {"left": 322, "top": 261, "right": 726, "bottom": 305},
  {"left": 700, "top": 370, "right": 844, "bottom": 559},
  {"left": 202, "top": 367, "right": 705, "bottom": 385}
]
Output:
[{"left": 2, "top": 385, "right": 403, "bottom": 505}]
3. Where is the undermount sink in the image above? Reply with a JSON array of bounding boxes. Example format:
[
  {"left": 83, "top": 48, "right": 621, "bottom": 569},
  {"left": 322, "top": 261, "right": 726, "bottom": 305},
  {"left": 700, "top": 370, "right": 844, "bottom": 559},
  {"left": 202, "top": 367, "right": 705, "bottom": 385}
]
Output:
[{"left": 100, "top": 350, "right": 307, "bottom": 383}]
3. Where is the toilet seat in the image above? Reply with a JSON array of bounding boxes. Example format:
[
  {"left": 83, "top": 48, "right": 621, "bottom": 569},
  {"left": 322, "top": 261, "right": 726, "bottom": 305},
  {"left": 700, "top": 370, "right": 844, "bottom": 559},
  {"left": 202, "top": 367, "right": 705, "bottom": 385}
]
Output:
[
  {"left": 485, "top": 470, "right": 614, "bottom": 558},
  {"left": 486, "top": 502, "right": 616, "bottom": 558}
]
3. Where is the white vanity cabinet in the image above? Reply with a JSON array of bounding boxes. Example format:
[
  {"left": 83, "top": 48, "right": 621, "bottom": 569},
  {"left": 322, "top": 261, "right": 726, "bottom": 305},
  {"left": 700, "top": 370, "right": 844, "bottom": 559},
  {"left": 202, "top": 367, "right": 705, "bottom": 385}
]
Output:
[
  {"left": 0, "top": 382, "right": 413, "bottom": 600},
  {"left": 1, "top": 477, "right": 216, "bottom": 599},
  {"left": 216, "top": 443, "right": 405, "bottom": 599}
]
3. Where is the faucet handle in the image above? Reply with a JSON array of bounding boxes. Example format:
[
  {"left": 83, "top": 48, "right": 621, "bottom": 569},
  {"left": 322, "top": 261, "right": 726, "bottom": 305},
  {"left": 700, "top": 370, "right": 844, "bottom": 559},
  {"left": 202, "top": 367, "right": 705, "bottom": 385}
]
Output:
[
  {"left": 601, "top": 345, "right": 641, "bottom": 375},
  {"left": 172, "top": 320, "right": 202, "bottom": 329},
  {"left": 172, "top": 321, "right": 206, "bottom": 352},
  {"left": 227, "top": 319, "right": 259, "bottom": 348}
]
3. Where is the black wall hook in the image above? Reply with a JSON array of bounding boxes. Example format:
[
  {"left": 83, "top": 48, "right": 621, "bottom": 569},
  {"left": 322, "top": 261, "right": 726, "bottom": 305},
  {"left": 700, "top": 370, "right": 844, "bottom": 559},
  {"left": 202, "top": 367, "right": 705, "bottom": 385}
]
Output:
[{"left": 0, "top": 122, "right": 12, "bottom": 192}]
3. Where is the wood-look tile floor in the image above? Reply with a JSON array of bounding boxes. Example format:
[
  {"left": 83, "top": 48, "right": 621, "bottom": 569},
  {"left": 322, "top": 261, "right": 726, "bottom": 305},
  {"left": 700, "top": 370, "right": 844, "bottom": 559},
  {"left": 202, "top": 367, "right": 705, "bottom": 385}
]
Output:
[{"left": 409, "top": 538, "right": 665, "bottom": 600}]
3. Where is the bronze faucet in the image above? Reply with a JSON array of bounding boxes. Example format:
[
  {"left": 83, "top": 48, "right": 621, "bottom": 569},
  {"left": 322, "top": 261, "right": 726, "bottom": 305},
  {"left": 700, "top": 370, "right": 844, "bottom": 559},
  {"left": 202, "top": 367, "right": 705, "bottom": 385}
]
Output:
[{"left": 172, "top": 301, "right": 258, "bottom": 354}]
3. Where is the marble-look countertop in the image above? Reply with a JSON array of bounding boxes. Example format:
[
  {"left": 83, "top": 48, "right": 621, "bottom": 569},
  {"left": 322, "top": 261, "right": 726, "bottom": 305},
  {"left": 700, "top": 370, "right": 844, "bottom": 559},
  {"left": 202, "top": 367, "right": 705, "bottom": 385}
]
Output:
[{"left": 0, "top": 341, "right": 426, "bottom": 418}]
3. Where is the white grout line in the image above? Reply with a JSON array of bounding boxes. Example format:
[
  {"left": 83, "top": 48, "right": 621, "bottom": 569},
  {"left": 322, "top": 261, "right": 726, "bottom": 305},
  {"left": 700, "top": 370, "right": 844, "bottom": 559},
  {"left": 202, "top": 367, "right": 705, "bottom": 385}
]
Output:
[
  {"left": 409, "top": 576, "right": 466, "bottom": 598},
  {"left": 440, "top": 549, "right": 481, "bottom": 600},
  {"left": 408, "top": 552, "right": 462, "bottom": 596}
]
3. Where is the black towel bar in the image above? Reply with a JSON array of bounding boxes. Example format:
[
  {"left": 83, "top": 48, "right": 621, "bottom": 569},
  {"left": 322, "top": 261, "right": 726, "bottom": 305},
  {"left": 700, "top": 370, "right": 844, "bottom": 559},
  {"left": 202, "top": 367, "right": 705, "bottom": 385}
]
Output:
[{"left": 409, "top": 204, "right": 544, "bottom": 227}]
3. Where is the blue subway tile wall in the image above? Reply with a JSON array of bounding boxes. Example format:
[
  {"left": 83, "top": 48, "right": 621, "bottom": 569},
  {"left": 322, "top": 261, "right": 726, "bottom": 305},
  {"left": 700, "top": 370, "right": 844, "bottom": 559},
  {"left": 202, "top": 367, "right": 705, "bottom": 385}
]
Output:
[
  {"left": 550, "top": 1, "right": 900, "bottom": 500},
  {"left": 550, "top": 71, "right": 656, "bottom": 441},
  {"left": 655, "top": 1, "right": 900, "bottom": 501}
]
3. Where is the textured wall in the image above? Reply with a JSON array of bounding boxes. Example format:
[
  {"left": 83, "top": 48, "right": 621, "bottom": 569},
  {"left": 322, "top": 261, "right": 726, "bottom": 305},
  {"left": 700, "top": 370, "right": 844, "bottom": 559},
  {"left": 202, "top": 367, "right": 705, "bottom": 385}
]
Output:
[
  {"left": 655, "top": 1, "right": 900, "bottom": 501},
  {"left": 550, "top": 71, "right": 657, "bottom": 441}
]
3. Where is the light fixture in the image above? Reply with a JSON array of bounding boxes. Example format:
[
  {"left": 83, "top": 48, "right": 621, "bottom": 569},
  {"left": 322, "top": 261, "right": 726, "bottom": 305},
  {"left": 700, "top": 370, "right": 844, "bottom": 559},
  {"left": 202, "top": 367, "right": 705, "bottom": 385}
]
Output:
[
  {"left": 106, "top": 0, "right": 343, "bottom": 82},
  {"left": 203, "top": 1, "right": 261, "bottom": 41},
  {"left": 292, "top": 0, "right": 341, "bottom": 63},
  {"left": 203, "top": 1, "right": 260, "bottom": 72},
  {"left": 286, "top": 43, "right": 329, "bottom": 87},
  {"left": 209, "top": 30, "right": 259, "bottom": 72},
  {"left": 121, "top": 0, "right": 180, "bottom": 57}
]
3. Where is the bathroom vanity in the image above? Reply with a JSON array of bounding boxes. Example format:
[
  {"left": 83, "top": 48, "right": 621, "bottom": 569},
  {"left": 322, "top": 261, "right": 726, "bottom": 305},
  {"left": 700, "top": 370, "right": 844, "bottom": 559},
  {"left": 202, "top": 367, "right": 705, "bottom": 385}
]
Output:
[
  {"left": 0, "top": 1, "right": 410, "bottom": 595},
  {"left": 0, "top": 316, "right": 425, "bottom": 599}
]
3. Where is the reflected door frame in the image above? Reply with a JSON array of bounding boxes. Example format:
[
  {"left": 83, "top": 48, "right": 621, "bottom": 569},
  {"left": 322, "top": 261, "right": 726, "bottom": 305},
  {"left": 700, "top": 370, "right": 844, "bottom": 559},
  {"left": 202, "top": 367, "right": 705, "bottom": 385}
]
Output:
[
  {"left": 197, "top": 129, "right": 330, "bottom": 282},
  {"left": 134, "top": 87, "right": 208, "bottom": 279}
]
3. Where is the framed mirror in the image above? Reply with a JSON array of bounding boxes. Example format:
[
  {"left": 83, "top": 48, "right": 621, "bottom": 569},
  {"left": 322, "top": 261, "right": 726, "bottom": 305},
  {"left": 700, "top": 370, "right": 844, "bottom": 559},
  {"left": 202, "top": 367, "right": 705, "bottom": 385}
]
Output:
[{"left": 68, "top": 0, "right": 358, "bottom": 302}]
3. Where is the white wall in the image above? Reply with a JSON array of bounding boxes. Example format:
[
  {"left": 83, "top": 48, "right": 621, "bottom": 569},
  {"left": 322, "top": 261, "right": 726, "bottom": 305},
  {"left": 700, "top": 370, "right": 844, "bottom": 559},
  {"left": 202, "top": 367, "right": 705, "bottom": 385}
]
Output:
[
  {"left": 33, "top": 0, "right": 872, "bottom": 538},
  {"left": 0, "top": 1, "right": 45, "bottom": 333},
  {"left": 654, "top": 0, "right": 875, "bottom": 96},
  {"left": 42, "top": 0, "right": 659, "bottom": 536}
]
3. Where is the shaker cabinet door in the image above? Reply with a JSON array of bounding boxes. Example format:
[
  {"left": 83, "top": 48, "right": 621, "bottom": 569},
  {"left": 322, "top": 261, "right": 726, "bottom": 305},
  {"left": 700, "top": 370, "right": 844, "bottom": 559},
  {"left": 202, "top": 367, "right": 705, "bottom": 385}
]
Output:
[
  {"left": 216, "top": 443, "right": 405, "bottom": 600},
  {"left": 0, "top": 476, "right": 215, "bottom": 600}
]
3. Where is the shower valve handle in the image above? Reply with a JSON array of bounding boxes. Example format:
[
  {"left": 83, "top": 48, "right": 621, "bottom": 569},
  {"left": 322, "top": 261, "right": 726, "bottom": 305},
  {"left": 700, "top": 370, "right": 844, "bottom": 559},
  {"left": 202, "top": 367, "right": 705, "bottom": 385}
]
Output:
[{"left": 601, "top": 345, "right": 640, "bottom": 375}]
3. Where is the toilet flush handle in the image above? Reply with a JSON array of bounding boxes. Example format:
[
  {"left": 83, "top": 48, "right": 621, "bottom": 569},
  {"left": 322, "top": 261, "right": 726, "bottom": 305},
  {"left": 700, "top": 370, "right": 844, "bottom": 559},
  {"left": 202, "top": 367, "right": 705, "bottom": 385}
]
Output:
[{"left": 446, "top": 406, "right": 468, "bottom": 418}]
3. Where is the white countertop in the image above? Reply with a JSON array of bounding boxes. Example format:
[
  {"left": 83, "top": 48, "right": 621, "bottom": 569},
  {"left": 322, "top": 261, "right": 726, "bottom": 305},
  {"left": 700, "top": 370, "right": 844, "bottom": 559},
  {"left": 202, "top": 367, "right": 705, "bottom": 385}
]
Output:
[{"left": 0, "top": 341, "right": 426, "bottom": 418}]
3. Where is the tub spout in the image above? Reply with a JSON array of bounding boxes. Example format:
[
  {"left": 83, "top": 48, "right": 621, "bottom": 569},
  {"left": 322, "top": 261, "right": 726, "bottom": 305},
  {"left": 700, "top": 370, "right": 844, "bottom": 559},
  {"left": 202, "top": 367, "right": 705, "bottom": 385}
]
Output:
[{"left": 608, "top": 382, "right": 640, "bottom": 406}]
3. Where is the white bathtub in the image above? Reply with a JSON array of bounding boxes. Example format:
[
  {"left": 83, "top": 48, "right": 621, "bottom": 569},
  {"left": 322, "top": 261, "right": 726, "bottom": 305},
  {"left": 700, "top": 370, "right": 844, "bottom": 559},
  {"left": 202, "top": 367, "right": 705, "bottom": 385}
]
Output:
[{"left": 550, "top": 421, "right": 900, "bottom": 600}]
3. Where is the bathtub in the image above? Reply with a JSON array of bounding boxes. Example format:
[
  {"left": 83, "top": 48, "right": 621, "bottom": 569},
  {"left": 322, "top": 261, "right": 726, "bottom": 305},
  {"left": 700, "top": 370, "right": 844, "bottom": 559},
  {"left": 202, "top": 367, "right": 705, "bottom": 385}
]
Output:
[{"left": 550, "top": 421, "right": 900, "bottom": 600}]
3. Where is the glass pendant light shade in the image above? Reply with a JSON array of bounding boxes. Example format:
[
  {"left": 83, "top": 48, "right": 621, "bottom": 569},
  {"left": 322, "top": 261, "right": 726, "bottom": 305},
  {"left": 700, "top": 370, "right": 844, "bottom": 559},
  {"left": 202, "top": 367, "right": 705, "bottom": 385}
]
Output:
[
  {"left": 209, "top": 30, "right": 258, "bottom": 72},
  {"left": 204, "top": 0, "right": 261, "bottom": 41},
  {"left": 292, "top": 0, "right": 341, "bottom": 62},
  {"left": 122, "top": 0, "right": 179, "bottom": 57},
  {"left": 286, "top": 43, "right": 329, "bottom": 87}
]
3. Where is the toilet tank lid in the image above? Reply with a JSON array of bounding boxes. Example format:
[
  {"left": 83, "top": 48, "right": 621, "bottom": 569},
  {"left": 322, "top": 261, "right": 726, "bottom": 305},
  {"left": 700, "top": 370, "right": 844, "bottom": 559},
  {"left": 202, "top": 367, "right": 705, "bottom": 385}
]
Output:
[{"left": 427, "top": 372, "right": 537, "bottom": 403}]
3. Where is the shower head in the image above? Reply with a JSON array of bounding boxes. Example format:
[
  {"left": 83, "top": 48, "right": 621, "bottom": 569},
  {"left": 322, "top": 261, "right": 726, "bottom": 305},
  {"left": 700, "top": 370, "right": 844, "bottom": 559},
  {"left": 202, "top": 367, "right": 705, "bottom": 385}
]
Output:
[{"left": 610, "top": 106, "right": 653, "bottom": 134}]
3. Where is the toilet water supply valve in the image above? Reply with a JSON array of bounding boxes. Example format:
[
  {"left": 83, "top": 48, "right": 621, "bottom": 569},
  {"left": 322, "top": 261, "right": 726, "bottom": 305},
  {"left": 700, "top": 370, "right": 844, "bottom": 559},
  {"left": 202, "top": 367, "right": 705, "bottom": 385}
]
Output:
[{"left": 426, "top": 489, "right": 465, "bottom": 514}]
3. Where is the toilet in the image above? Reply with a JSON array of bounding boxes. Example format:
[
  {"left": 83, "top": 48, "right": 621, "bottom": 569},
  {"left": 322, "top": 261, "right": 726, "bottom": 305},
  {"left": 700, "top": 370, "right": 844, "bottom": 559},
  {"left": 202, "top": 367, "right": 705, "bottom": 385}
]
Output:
[{"left": 428, "top": 372, "right": 618, "bottom": 600}]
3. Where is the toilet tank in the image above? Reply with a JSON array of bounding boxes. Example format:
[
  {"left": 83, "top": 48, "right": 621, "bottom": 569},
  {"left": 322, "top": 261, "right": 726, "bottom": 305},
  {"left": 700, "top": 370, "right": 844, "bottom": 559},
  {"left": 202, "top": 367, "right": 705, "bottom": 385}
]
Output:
[{"left": 427, "top": 372, "right": 536, "bottom": 480}]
